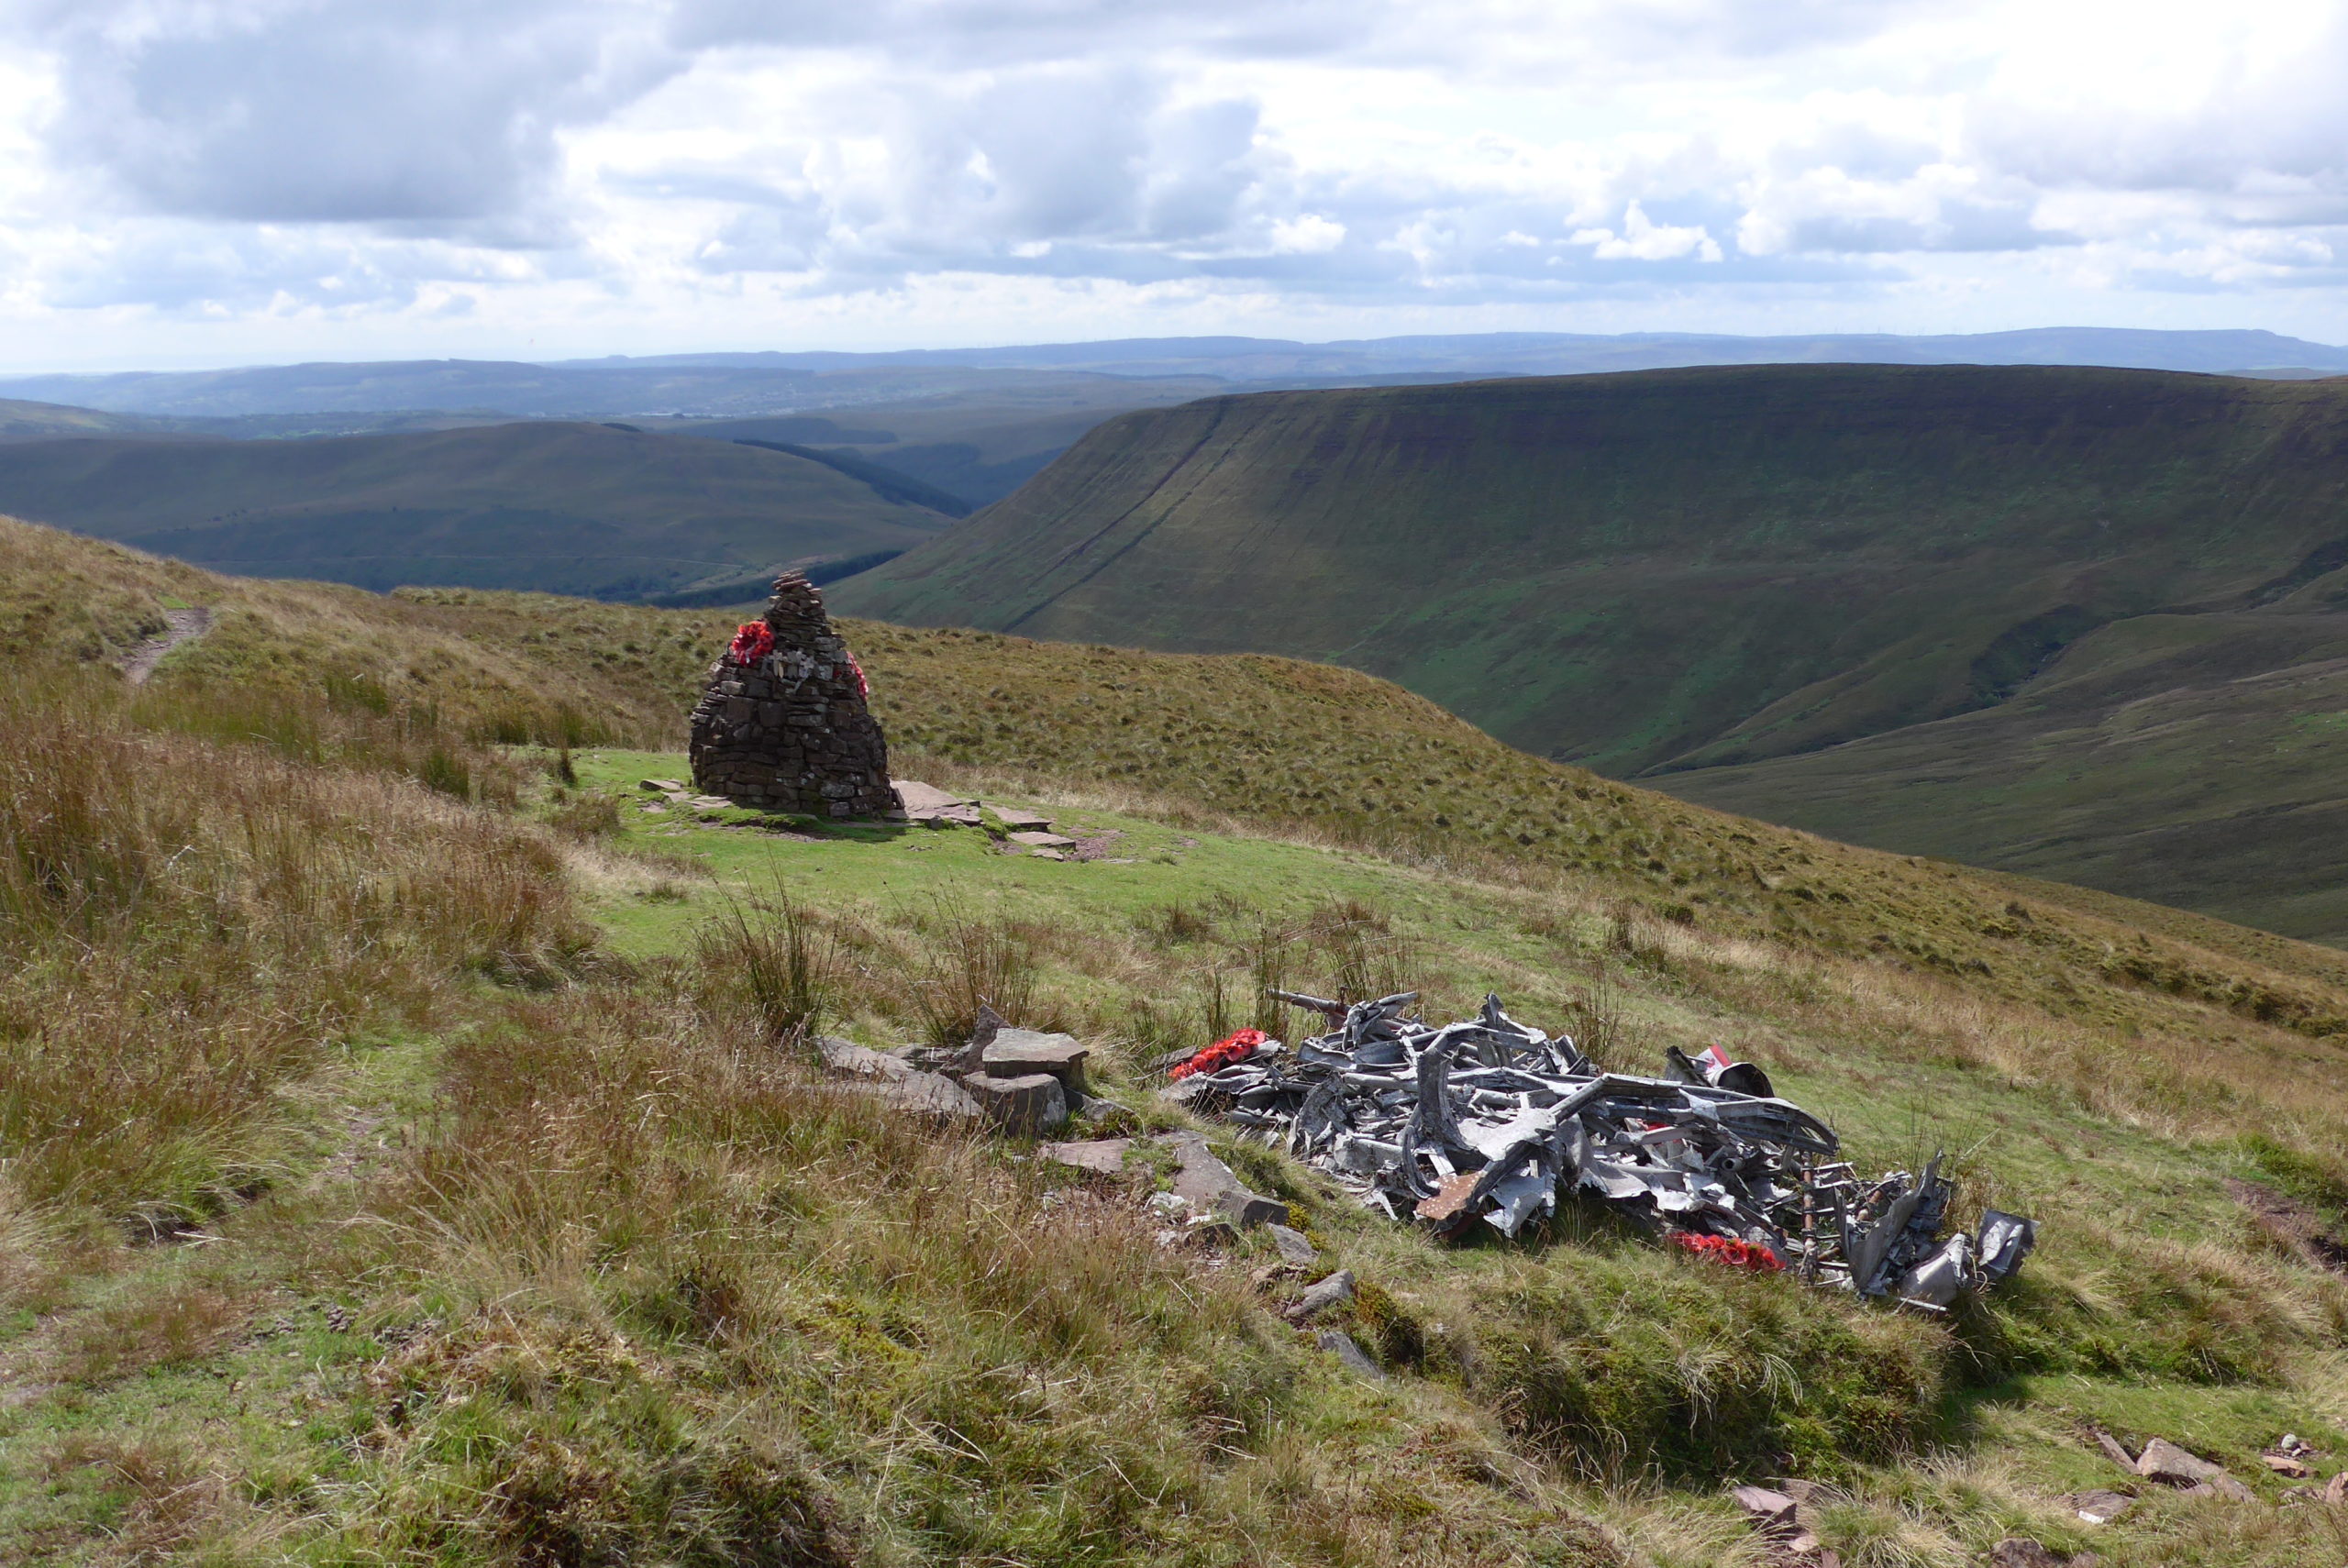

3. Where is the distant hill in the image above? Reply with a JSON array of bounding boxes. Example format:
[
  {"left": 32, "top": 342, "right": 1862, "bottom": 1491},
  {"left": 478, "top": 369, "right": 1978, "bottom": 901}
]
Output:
[
  {"left": 0, "top": 396, "right": 206, "bottom": 441},
  {"left": 835, "top": 363, "right": 2348, "bottom": 942},
  {"left": 0, "top": 421, "right": 951, "bottom": 601}
]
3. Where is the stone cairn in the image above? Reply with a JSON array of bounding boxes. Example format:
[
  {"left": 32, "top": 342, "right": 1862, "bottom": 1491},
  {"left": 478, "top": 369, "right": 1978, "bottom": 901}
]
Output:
[{"left": 688, "top": 571, "right": 899, "bottom": 818}]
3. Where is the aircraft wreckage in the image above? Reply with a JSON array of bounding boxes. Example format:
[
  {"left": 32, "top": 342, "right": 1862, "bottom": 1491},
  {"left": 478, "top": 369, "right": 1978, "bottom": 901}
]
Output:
[{"left": 1164, "top": 991, "right": 2035, "bottom": 1307}]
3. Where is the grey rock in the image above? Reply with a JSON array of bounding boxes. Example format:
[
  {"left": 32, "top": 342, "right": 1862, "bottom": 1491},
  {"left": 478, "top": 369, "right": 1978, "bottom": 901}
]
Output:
[
  {"left": 817, "top": 1037, "right": 914, "bottom": 1081},
  {"left": 1285, "top": 1269, "right": 1357, "bottom": 1321},
  {"left": 991, "top": 809, "right": 1053, "bottom": 832},
  {"left": 1039, "top": 1138, "right": 1133, "bottom": 1176},
  {"left": 982, "top": 1028, "right": 1091, "bottom": 1089},
  {"left": 892, "top": 780, "right": 969, "bottom": 813},
  {"left": 856, "top": 1070, "right": 983, "bottom": 1121},
  {"left": 1315, "top": 1329, "right": 1383, "bottom": 1380},
  {"left": 1067, "top": 1092, "right": 1132, "bottom": 1129},
  {"left": 639, "top": 778, "right": 685, "bottom": 791},
  {"left": 1007, "top": 830, "right": 1079, "bottom": 848},
  {"left": 2138, "top": 1438, "right": 2226, "bottom": 1487},
  {"left": 2093, "top": 1430, "right": 2136, "bottom": 1472},
  {"left": 1164, "top": 1130, "right": 1288, "bottom": 1228},
  {"left": 2183, "top": 1475, "right": 2256, "bottom": 1502},
  {"left": 1266, "top": 1224, "right": 1320, "bottom": 1267},
  {"left": 2067, "top": 1490, "right": 2135, "bottom": 1524},
  {"left": 962, "top": 1072, "right": 1069, "bottom": 1134},
  {"left": 1730, "top": 1486, "right": 1798, "bottom": 1528}
]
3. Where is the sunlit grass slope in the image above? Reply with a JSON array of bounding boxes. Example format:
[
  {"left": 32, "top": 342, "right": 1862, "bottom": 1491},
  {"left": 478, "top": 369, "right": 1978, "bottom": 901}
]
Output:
[
  {"left": 6, "top": 514, "right": 2348, "bottom": 1564},
  {"left": 833, "top": 363, "right": 2348, "bottom": 942}
]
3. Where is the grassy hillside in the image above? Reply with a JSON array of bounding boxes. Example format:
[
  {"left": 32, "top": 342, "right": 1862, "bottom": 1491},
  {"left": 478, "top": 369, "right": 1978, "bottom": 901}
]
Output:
[
  {"left": 1665, "top": 612, "right": 2348, "bottom": 943},
  {"left": 12, "top": 516, "right": 2348, "bottom": 1564},
  {"left": 834, "top": 364, "right": 2348, "bottom": 941},
  {"left": 0, "top": 421, "right": 949, "bottom": 601}
]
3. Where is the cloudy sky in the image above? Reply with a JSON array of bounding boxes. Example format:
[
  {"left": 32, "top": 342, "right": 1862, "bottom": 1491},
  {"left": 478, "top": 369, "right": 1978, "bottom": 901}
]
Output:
[{"left": 1, "top": 0, "right": 2344, "bottom": 369}]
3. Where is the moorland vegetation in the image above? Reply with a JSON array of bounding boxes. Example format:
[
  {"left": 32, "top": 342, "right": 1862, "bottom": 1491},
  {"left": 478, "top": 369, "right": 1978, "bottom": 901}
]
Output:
[{"left": 5, "top": 516, "right": 2348, "bottom": 1564}]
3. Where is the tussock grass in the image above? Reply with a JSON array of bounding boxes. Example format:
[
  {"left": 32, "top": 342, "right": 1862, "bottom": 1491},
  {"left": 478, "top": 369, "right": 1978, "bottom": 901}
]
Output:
[{"left": 0, "top": 668, "right": 585, "bottom": 1234}]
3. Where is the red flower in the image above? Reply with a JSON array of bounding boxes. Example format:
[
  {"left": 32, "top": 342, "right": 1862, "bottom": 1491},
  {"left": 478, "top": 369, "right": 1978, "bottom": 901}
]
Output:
[
  {"left": 1668, "top": 1231, "right": 1784, "bottom": 1273},
  {"left": 1170, "top": 1028, "right": 1267, "bottom": 1080},
  {"left": 728, "top": 622, "right": 775, "bottom": 665}
]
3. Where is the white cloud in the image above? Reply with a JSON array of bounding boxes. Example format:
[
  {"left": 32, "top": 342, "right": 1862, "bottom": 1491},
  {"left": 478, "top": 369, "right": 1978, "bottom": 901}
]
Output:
[
  {"left": 1573, "top": 203, "right": 1722, "bottom": 261},
  {"left": 0, "top": 0, "right": 2344, "bottom": 366}
]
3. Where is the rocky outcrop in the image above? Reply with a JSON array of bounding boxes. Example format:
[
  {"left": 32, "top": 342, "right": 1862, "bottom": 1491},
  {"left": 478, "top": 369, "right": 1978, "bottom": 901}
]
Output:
[{"left": 689, "top": 571, "right": 897, "bottom": 818}]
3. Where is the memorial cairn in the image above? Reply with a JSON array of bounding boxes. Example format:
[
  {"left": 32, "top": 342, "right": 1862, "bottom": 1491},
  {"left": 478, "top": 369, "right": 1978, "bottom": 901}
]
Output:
[{"left": 688, "top": 571, "right": 900, "bottom": 818}]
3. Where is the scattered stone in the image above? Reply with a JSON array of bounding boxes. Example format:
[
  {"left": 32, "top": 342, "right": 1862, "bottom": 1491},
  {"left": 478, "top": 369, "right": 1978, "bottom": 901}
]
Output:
[
  {"left": 1065, "top": 1092, "right": 1132, "bottom": 1131},
  {"left": 1039, "top": 1138, "right": 1133, "bottom": 1176},
  {"left": 817, "top": 1037, "right": 915, "bottom": 1081},
  {"left": 1315, "top": 1329, "right": 1383, "bottom": 1380},
  {"left": 1266, "top": 1224, "right": 1320, "bottom": 1267},
  {"left": 2183, "top": 1475, "right": 2256, "bottom": 1502},
  {"left": 1730, "top": 1486, "right": 1800, "bottom": 1529},
  {"left": 2326, "top": 1472, "right": 2348, "bottom": 1504},
  {"left": 991, "top": 809, "right": 1054, "bottom": 832},
  {"left": 961, "top": 1072, "right": 1069, "bottom": 1134},
  {"left": 2091, "top": 1430, "right": 2136, "bottom": 1472},
  {"left": 1164, "top": 1131, "right": 1288, "bottom": 1228},
  {"left": 859, "top": 1070, "right": 984, "bottom": 1121},
  {"left": 894, "top": 780, "right": 970, "bottom": 814},
  {"left": 981, "top": 1028, "right": 1091, "bottom": 1089},
  {"left": 689, "top": 571, "right": 897, "bottom": 818},
  {"left": 2066, "top": 1489, "right": 2135, "bottom": 1525},
  {"left": 1007, "top": 831, "right": 1079, "bottom": 848},
  {"left": 1988, "top": 1541, "right": 2062, "bottom": 1568},
  {"left": 2263, "top": 1452, "right": 2312, "bottom": 1478},
  {"left": 691, "top": 795, "right": 734, "bottom": 810},
  {"left": 2137, "top": 1438, "right": 2227, "bottom": 1487},
  {"left": 639, "top": 778, "right": 685, "bottom": 791},
  {"left": 1285, "top": 1269, "right": 1356, "bottom": 1321}
]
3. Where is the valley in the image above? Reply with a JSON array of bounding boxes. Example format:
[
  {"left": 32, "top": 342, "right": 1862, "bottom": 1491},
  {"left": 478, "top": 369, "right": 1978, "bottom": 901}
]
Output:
[{"left": 837, "top": 363, "right": 2348, "bottom": 942}]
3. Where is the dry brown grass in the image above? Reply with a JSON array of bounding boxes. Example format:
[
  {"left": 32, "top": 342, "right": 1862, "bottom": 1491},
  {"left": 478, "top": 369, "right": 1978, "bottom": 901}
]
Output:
[{"left": 0, "top": 668, "right": 588, "bottom": 1239}]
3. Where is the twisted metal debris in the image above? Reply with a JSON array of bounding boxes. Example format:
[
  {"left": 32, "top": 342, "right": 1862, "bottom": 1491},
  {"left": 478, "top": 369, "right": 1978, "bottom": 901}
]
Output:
[{"left": 1168, "top": 990, "right": 2035, "bottom": 1306}]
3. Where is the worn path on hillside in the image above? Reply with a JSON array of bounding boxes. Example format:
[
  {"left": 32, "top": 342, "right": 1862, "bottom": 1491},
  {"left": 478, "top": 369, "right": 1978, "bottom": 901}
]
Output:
[{"left": 119, "top": 605, "right": 211, "bottom": 684}]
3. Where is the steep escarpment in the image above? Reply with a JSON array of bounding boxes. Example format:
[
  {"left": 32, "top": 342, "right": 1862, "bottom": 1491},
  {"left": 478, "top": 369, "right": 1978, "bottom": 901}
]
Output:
[
  {"left": 836, "top": 364, "right": 2348, "bottom": 939},
  {"left": 837, "top": 365, "right": 2348, "bottom": 774}
]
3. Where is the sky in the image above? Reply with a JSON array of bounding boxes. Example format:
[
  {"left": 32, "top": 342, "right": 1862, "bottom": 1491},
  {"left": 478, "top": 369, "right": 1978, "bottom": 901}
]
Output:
[{"left": 2, "top": 0, "right": 2346, "bottom": 370}]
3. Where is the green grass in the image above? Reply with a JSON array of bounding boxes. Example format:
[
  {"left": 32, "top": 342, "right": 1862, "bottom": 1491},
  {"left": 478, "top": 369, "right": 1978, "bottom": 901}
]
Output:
[
  {"left": 14, "top": 517, "right": 2348, "bottom": 1562},
  {"left": 833, "top": 363, "right": 2348, "bottom": 943}
]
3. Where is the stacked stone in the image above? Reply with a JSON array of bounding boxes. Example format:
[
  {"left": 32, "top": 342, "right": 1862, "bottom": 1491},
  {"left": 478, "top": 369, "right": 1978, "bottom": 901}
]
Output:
[{"left": 688, "top": 571, "right": 899, "bottom": 817}]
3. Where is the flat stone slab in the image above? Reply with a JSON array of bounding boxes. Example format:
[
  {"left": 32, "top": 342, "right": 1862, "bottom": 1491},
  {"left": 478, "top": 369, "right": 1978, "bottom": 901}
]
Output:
[
  {"left": 1039, "top": 1138, "right": 1134, "bottom": 1176},
  {"left": 982, "top": 1028, "right": 1090, "bottom": 1087},
  {"left": 639, "top": 778, "right": 685, "bottom": 791},
  {"left": 962, "top": 1071, "right": 1069, "bottom": 1134},
  {"left": 1266, "top": 1224, "right": 1320, "bottom": 1267},
  {"left": 918, "top": 805, "right": 985, "bottom": 828},
  {"left": 2138, "top": 1438, "right": 2227, "bottom": 1487},
  {"left": 853, "top": 1069, "right": 983, "bottom": 1121},
  {"left": 1007, "top": 830, "right": 1079, "bottom": 848},
  {"left": 893, "top": 780, "right": 972, "bottom": 812},
  {"left": 1164, "top": 1130, "right": 1288, "bottom": 1229},
  {"left": 992, "top": 810, "right": 1053, "bottom": 832},
  {"left": 818, "top": 1037, "right": 914, "bottom": 1081}
]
